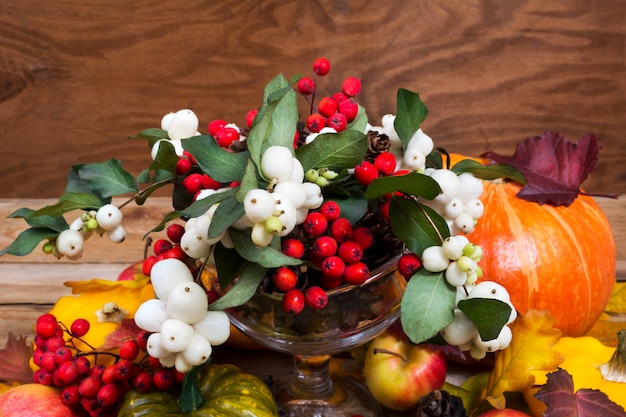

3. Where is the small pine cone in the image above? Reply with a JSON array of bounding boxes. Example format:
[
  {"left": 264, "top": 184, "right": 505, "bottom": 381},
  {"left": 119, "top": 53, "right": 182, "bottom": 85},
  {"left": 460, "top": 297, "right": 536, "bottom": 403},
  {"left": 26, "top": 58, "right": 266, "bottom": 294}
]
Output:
[
  {"left": 365, "top": 130, "right": 391, "bottom": 162},
  {"left": 416, "top": 390, "right": 467, "bottom": 417}
]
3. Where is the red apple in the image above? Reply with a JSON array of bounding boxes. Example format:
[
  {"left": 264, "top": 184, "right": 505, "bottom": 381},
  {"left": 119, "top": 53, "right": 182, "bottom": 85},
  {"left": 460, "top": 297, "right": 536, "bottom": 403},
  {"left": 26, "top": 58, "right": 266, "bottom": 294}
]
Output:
[
  {"left": 478, "top": 409, "right": 533, "bottom": 417},
  {"left": 116, "top": 260, "right": 148, "bottom": 281},
  {"left": 363, "top": 328, "right": 447, "bottom": 411},
  {"left": 0, "top": 384, "right": 83, "bottom": 417}
]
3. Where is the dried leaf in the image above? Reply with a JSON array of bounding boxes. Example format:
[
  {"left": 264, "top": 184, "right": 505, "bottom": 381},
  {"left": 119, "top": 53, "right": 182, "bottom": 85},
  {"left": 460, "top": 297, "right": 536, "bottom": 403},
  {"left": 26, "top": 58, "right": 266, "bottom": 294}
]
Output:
[
  {"left": 481, "top": 309, "right": 563, "bottom": 409},
  {"left": 482, "top": 131, "right": 600, "bottom": 206},
  {"left": 100, "top": 319, "right": 142, "bottom": 351},
  {"left": 586, "top": 283, "right": 626, "bottom": 347},
  {"left": 0, "top": 332, "right": 34, "bottom": 384},
  {"left": 535, "top": 368, "right": 626, "bottom": 417},
  {"left": 605, "top": 282, "right": 626, "bottom": 314}
]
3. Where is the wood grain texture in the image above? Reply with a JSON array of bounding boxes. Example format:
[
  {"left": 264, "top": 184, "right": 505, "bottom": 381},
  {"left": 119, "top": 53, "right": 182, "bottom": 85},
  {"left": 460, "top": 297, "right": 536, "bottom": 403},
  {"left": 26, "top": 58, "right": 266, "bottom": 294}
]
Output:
[{"left": 0, "top": 0, "right": 624, "bottom": 198}]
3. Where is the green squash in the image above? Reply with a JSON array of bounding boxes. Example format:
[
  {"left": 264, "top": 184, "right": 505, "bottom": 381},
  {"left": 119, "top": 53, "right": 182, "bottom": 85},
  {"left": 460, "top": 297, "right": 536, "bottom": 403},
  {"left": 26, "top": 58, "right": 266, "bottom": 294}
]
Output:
[{"left": 117, "top": 364, "right": 278, "bottom": 417}]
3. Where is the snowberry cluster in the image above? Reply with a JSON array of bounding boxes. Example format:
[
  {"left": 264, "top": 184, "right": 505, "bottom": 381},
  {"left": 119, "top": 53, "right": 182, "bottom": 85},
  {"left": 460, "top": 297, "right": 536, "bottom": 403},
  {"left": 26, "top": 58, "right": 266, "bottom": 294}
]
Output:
[
  {"left": 423, "top": 169, "right": 485, "bottom": 235},
  {"left": 44, "top": 204, "right": 126, "bottom": 260},
  {"left": 442, "top": 281, "right": 517, "bottom": 360},
  {"left": 133, "top": 258, "right": 231, "bottom": 373},
  {"left": 32, "top": 313, "right": 184, "bottom": 417}
]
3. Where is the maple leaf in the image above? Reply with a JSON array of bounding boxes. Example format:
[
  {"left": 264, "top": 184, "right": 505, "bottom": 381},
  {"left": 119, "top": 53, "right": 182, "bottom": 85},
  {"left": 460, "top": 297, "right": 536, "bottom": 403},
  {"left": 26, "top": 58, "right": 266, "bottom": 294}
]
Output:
[
  {"left": 482, "top": 131, "right": 601, "bottom": 206},
  {"left": 535, "top": 368, "right": 626, "bottom": 417},
  {"left": 0, "top": 332, "right": 34, "bottom": 384},
  {"left": 480, "top": 309, "right": 563, "bottom": 409}
]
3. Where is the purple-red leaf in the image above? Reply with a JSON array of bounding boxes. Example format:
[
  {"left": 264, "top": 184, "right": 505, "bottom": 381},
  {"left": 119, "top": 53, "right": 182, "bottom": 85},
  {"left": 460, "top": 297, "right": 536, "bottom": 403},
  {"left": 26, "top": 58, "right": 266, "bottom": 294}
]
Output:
[
  {"left": 0, "top": 332, "right": 34, "bottom": 384},
  {"left": 535, "top": 368, "right": 626, "bottom": 417},
  {"left": 482, "top": 131, "right": 600, "bottom": 206}
]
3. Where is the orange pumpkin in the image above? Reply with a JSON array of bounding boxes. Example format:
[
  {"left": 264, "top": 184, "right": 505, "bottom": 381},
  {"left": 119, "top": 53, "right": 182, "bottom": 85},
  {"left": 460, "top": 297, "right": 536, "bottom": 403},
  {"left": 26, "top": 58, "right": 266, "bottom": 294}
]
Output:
[{"left": 466, "top": 174, "right": 616, "bottom": 337}]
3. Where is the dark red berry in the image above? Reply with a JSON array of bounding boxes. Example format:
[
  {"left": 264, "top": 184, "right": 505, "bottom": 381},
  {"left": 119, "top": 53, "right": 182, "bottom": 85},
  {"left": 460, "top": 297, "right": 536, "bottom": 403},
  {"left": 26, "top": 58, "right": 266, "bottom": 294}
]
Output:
[
  {"left": 53, "top": 361, "right": 78, "bottom": 386},
  {"left": 74, "top": 355, "right": 91, "bottom": 375},
  {"left": 311, "top": 236, "right": 338, "bottom": 258},
  {"left": 297, "top": 77, "right": 316, "bottom": 95},
  {"left": 312, "top": 57, "right": 331, "bottom": 76},
  {"left": 175, "top": 157, "right": 192, "bottom": 175},
  {"left": 330, "top": 218, "right": 354, "bottom": 243},
  {"left": 113, "top": 359, "right": 135, "bottom": 381},
  {"left": 397, "top": 252, "right": 422, "bottom": 279},
  {"left": 79, "top": 375, "right": 102, "bottom": 399},
  {"left": 341, "top": 77, "right": 362, "bottom": 97},
  {"left": 353, "top": 227, "right": 374, "bottom": 250},
  {"left": 133, "top": 372, "right": 153, "bottom": 393},
  {"left": 136, "top": 330, "right": 151, "bottom": 351},
  {"left": 166, "top": 223, "right": 185, "bottom": 244},
  {"left": 327, "top": 112, "right": 347, "bottom": 132},
  {"left": 354, "top": 161, "right": 379, "bottom": 185},
  {"left": 182, "top": 173, "right": 204, "bottom": 195},
  {"left": 343, "top": 262, "right": 370, "bottom": 285},
  {"left": 306, "top": 113, "right": 326, "bottom": 133},
  {"left": 304, "top": 286, "right": 329, "bottom": 309},
  {"left": 321, "top": 255, "right": 346, "bottom": 279},
  {"left": 338, "top": 241, "right": 363, "bottom": 264},
  {"left": 202, "top": 174, "right": 222, "bottom": 190},
  {"left": 152, "top": 368, "right": 174, "bottom": 391},
  {"left": 272, "top": 267, "right": 298, "bottom": 292},
  {"left": 119, "top": 340, "right": 140, "bottom": 361},
  {"left": 45, "top": 336, "right": 66, "bottom": 354},
  {"left": 320, "top": 200, "right": 341, "bottom": 221},
  {"left": 303, "top": 212, "right": 328, "bottom": 236},
  {"left": 215, "top": 126, "right": 240, "bottom": 148},
  {"left": 282, "top": 289, "right": 305, "bottom": 314},
  {"left": 207, "top": 119, "right": 227, "bottom": 136},
  {"left": 97, "top": 383, "right": 121, "bottom": 407},
  {"left": 36, "top": 317, "right": 59, "bottom": 339},
  {"left": 142, "top": 255, "right": 158, "bottom": 276},
  {"left": 54, "top": 346, "right": 74, "bottom": 364},
  {"left": 281, "top": 238, "right": 305, "bottom": 259},
  {"left": 317, "top": 96, "right": 338, "bottom": 117},
  {"left": 70, "top": 318, "right": 90, "bottom": 337},
  {"left": 246, "top": 109, "right": 259, "bottom": 128},
  {"left": 100, "top": 365, "right": 117, "bottom": 385},
  {"left": 60, "top": 385, "right": 81, "bottom": 406},
  {"left": 338, "top": 100, "right": 359, "bottom": 122},
  {"left": 374, "top": 152, "right": 397, "bottom": 176}
]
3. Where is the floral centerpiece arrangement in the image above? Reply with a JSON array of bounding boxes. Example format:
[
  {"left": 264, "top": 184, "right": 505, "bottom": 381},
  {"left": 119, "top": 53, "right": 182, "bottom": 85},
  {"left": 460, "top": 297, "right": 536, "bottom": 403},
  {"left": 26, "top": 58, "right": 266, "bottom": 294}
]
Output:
[{"left": 2, "top": 58, "right": 623, "bottom": 417}]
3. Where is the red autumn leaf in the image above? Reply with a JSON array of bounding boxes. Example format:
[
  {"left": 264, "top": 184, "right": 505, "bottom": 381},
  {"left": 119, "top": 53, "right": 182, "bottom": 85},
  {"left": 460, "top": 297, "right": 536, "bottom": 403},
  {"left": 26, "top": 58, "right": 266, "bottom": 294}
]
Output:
[
  {"left": 535, "top": 368, "right": 626, "bottom": 417},
  {"left": 0, "top": 332, "right": 34, "bottom": 384},
  {"left": 482, "top": 131, "right": 600, "bottom": 206},
  {"left": 100, "top": 318, "right": 142, "bottom": 351}
]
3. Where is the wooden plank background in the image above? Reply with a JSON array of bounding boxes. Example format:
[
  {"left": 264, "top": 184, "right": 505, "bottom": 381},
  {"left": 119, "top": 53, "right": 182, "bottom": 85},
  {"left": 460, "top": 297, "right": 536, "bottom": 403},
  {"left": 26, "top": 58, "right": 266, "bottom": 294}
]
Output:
[
  {"left": 0, "top": 0, "right": 625, "bottom": 198},
  {"left": 1, "top": 1, "right": 625, "bottom": 347}
]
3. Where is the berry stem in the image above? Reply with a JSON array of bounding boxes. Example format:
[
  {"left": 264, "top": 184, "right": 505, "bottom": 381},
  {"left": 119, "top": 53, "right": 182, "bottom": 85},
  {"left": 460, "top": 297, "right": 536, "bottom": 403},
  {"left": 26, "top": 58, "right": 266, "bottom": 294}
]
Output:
[{"left": 372, "top": 347, "right": 408, "bottom": 362}]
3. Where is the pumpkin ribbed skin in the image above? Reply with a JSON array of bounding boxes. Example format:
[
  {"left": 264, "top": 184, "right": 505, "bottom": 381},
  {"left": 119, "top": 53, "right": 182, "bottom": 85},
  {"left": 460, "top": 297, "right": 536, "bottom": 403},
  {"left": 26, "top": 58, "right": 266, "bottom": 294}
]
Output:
[
  {"left": 117, "top": 364, "right": 278, "bottom": 417},
  {"left": 470, "top": 180, "right": 616, "bottom": 337}
]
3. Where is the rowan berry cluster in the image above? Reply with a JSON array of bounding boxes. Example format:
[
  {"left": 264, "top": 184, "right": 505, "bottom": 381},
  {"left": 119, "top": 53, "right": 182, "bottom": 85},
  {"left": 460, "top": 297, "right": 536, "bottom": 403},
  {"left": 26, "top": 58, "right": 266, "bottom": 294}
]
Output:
[{"left": 31, "top": 313, "right": 184, "bottom": 417}]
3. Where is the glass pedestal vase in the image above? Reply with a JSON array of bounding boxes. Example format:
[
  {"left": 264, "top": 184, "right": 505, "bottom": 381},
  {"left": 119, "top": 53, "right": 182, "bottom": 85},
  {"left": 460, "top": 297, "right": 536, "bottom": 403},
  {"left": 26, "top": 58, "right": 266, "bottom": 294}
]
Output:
[{"left": 227, "top": 258, "right": 406, "bottom": 417}]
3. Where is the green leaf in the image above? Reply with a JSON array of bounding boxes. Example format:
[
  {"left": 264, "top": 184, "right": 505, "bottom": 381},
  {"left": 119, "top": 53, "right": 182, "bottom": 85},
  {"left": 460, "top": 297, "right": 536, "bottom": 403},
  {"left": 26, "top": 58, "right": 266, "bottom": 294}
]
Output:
[
  {"left": 68, "top": 159, "right": 138, "bottom": 198},
  {"left": 142, "top": 210, "right": 182, "bottom": 239},
  {"left": 400, "top": 270, "right": 456, "bottom": 344},
  {"left": 8, "top": 208, "right": 68, "bottom": 231},
  {"left": 389, "top": 197, "right": 450, "bottom": 255},
  {"left": 235, "top": 160, "right": 262, "bottom": 203},
  {"left": 247, "top": 74, "right": 297, "bottom": 171},
  {"left": 131, "top": 127, "right": 169, "bottom": 149},
  {"left": 296, "top": 129, "right": 368, "bottom": 172},
  {"left": 451, "top": 159, "right": 527, "bottom": 184},
  {"left": 178, "top": 188, "right": 236, "bottom": 219},
  {"left": 229, "top": 229, "right": 301, "bottom": 268},
  {"left": 149, "top": 140, "right": 179, "bottom": 173},
  {"left": 179, "top": 362, "right": 207, "bottom": 412},
  {"left": 394, "top": 88, "right": 428, "bottom": 149},
  {"left": 30, "top": 192, "right": 106, "bottom": 217},
  {"left": 208, "top": 197, "right": 244, "bottom": 239},
  {"left": 214, "top": 243, "right": 245, "bottom": 290},
  {"left": 458, "top": 298, "right": 512, "bottom": 341},
  {"left": 208, "top": 262, "right": 267, "bottom": 310},
  {"left": 182, "top": 135, "right": 249, "bottom": 183},
  {"left": 347, "top": 104, "right": 368, "bottom": 133},
  {"left": 364, "top": 172, "right": 441, "bottom": 200},
  {"left": 0, "top": 227, "right": 57, "bottom": 256}
]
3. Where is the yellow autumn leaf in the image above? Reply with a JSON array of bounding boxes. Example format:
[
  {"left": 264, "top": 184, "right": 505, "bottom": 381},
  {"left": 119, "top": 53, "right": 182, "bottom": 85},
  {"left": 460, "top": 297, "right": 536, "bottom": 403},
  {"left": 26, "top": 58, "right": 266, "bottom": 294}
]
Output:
[
  {"left": 605, "top": 282, "right": 626, "bottom": 314},
  {"left": 586, "top": 282, "right": 626, "bottom": 347},
  {"left": 480, "top": 309, "right": 563, "bottom": 409}
]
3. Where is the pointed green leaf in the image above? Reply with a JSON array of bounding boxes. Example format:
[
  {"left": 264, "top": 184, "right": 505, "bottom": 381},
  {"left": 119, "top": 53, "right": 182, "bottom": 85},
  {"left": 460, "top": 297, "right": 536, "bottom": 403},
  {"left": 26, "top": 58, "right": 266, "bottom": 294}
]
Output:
[
  {"left": 389, "top": 197, "right": 450, "bottom": 255},
  {"left": 178, "top": 188, "right": 236, "bottom": 219},
  {"left": 401, "top": 270, "right": 456, "bottom": 343},
  {"left": 458, "top": 298, "right": 512, "bottom": 341},
  {"left": 295, "top": 129, "right": 368, "bottom": 172},
  {"left": 131, "top": 127, "right": 169, "bottom": 149},
  {"left": 229, "top": 229, "right": 301, "bottom": 268},
  {"left": 208, "top": 197, "right": 244, "bottom": 239},
  {"left": 8, "top": 208, "right": 68, "bottom": 231},
  {"left": 364, "top": 172, "right": 441, "bottom": 200},
  {"left": 395, "top": 88, "right": 428, "bottom": 149},
  {"left": 30, "top": 192, "right": 106, "bottom": 218},
  {"left": 451, "top": 159, "right": 526, "bottom": 184},
  {"left": 214, "top": 243, "right": 245, "bottom": 290},
  {"left": 347, "top": 104, "right": 368, "bottom": 133},
  {"left": 68, "top": 159, "right": 138, "bottom": 198},
  {"left": 235, "top": 160, "right": 262, "bottom": 203},
  {"left": 143, "top": 210, "right": 182, "bottom": 239},
  {"left": 149, "top": 140, "right": 179, "bottom": 173},
  {"left": 179, "top": 363, "right": 207, "bottom": 412},
  {"left": 208, "top": 262, "right": 267, "bottom": 310},
  {"left": 182, "top": 135, "right": 249, "bottom": 183},
  {"left": 0, "top": 227, "right": 57, "bottom": 257}
]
